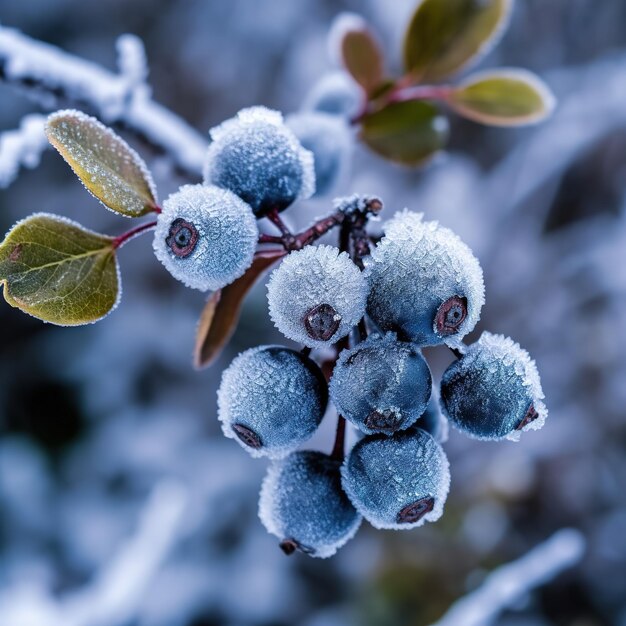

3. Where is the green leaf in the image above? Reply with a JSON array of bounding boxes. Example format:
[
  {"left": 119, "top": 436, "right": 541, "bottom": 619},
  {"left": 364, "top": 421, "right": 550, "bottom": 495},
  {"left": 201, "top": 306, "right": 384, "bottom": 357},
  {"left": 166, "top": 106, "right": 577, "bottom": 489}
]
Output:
[
  {"left": 403, "top": 0, "right": 512, "bottom": 82},
  {"left": 448, "top": 70, "right": 555, "bottom": 126},
  {"left": 46, "top": 110, "right": 158, "bottom": 217},
  {"left": 360, "top": 100, "right": 449, "bottom": 166},
  {"left": 333, "top": 13, "right": 385, "bottom": 95},
  {"left": 0, "top": 213, "right": 120, "bottom": 325}
]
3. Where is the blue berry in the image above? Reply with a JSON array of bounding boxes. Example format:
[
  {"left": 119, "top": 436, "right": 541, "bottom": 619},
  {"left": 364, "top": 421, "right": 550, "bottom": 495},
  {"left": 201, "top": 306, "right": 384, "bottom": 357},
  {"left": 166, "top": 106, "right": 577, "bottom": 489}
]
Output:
[
  {"left": 329, "top": 333, "right": 432, "bottom": 435},
  {"left": 259, "top": 450, "right": 361, "bottom": 558},
  {"left": 203, "top": 106, "right": 315, "bottom": 216},
  {"left": 440, "top": 332, "right": 547, "bottom": 441},
  {"left": 286, "top": 111, "right": 352, "bottom": 197},
  {"left": 217, "top": 346, "right": 328, "bottom": 458},
  {"left": 342, "top": 428, "right": 450, "bottom": 530},
  {"left": 152, "top": 184, "right": 258, "bottom": 291},
  {"left": 365, "top": 211, "right": 485, "bottom": 348},
  {"left": 302, "top": 71, "right": 361, "bottom": 119},
  {"left": 267, "top": 245, "right": 368, "bottom": 348}
]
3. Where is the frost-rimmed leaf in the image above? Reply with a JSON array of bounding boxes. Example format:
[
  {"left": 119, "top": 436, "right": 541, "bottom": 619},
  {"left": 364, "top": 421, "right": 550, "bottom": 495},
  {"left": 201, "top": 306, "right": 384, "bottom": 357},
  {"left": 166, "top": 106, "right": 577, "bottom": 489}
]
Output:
[
  {"left": 194, "top": 250, "right": 286, "bottom": 369},
  {"left": 449, "top": 69, "right": 556, "bottom": 126},
  {"left": 0, "top": 213, "right": 120, "bottom": 325},
  {"left": 403, "top": 0, "right": 513, "bottom": 83},
  {"left": 46, "top": 110, "right": 158, "bottom": 217},
  {"left": 360, "top": 100, "right": 449, "bottom": 166},
  {"left": 330, "top": 13, "right": 385, "bottom": 95}
]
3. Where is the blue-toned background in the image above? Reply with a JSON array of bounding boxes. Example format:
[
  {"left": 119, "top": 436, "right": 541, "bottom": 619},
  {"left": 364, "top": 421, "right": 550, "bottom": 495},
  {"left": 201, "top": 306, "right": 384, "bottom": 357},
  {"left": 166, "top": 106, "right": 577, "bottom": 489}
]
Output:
[{"left": 1, "top": 1, "right": 625, "bottom": 624}]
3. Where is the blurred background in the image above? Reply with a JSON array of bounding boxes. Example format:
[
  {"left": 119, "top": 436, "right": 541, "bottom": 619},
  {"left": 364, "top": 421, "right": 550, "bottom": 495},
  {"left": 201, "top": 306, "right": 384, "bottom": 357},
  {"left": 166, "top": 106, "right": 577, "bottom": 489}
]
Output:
[{"left": 1, "top": 1, "right": 625, "bottom": 624}]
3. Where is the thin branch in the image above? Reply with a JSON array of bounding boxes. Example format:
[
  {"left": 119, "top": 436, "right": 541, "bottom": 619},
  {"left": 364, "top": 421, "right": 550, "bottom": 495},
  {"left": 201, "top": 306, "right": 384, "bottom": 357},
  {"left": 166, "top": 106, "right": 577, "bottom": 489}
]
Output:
[
  {"left": 0, "top": 26, "right": 208, "bottom": 180},
  {"left": 0, "top": 113, "right": 48, "bottom": 187},
  {"left": 432, "top": 529, "right": 585, "bottom": 626},
  {"left": 112, "top": 220, "right": 158, "bottom": 249}
]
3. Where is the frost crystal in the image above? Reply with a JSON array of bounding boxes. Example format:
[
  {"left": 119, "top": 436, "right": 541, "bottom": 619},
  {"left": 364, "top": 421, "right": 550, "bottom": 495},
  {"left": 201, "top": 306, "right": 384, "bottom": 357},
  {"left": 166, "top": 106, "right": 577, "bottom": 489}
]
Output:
[
  {"left": 217, "top": 346, "right": 328, "bottom": 459},
  {"left": 330, "top": 333, "right": 432, "bottom": 435},
  {"left": 342, "top": 429, "right": 450, "bottom": 530},
  {"left": 152, "top": 184, "right": 258, "bottom": 291},
  {"left": 203, "top": 106, "right": 315, "bottom": 216},
  {"left": 286, "top": 111, "right": 352, "bottom": 197},
  {"left": 302, "top": 71, "right": 362, "bottom": 119},
  {"left": 365, "top": 210, "right": 485, "bottom": 347},
  {"left": 440, "top": 332, "right": 548, "bottom": 442},
  {"left": 259, "top": 450, "right": 361, "bottom": 558},
  {"left": 333, "top": 193, "right": 381, "bottom": 216},
  {"left": 267, "top": 245, "right": 368, "bottom": 348}
]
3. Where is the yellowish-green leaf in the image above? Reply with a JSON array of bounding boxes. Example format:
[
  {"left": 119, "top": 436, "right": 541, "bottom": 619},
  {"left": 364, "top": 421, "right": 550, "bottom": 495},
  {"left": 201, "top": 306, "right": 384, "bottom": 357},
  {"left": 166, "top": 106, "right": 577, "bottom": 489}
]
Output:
[
  {"left": 360, "top": 100, "right": 449, "bottom": 166},
  {"left": 0, "top": 213, "right": 120, "bottom": 325},
  {"left": 332, "top": 13, "right": 385, "bottom": 95},
  {"left": 403, "top": 0, "right": 512, "bottom": 82},
  {"left": 46, "top": 110, "right": 158, "bottom": 217},
  {"left": 449, "top": 69, "right": 556, "bottom": 126}
]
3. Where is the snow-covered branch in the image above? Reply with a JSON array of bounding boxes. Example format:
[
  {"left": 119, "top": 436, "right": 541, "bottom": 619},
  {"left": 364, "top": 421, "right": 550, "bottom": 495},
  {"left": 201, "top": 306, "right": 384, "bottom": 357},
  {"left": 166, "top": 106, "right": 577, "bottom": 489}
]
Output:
[
  {"left": 0, "top": 113, "right": 48, "bottom": 187},
  {"left": 0, "top": 480, "right": 188, "bottom": 626},
  {"left": 432, "top": 528, "right": 586, "bottom": 626},
  {"left": 0, "top": 25, "right": 208, "bottom": 182}
]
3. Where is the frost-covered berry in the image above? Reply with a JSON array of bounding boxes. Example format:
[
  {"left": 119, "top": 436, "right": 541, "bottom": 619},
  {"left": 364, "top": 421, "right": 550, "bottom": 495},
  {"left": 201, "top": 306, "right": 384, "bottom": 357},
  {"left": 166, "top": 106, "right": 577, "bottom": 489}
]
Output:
[
  {"left": 259, "top": 450, "right": 361, "bottom": 558},
  {"left": 342, "top": 429, "right": 450, "bottom": 530},
  {"left": 286, "top": 112, "right": 352, "bottom": 197},
  {"left": 217, "top": 346, "right": 327, "bottom": 458},
  {"left": 203, "top": 106, "right": 315, "bottom": 216},
  {"left": 329, "top": 333, "right": 432, "bottom": 435},
  {"left": 440, "top": 332, "right": 548, "bottom": 441},
  {"left": 365, "top": 211, "right": 485, "bottom": 348},
  {"left": 152, "top": 184, "right": 258, "bottom": 291},
  {"left": 267, "top": 245, "right": 368, "bottom": 348},
  {"left": 302, "top": 71, "right": 362, "bottom": 119}
]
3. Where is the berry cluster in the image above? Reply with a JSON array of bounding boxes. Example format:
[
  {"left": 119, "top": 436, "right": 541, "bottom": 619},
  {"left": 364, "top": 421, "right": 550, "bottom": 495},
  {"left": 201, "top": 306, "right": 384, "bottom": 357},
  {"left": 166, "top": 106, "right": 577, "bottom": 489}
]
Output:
[{"left": 150, "top": 103, "right": 548, "bottom": 557}]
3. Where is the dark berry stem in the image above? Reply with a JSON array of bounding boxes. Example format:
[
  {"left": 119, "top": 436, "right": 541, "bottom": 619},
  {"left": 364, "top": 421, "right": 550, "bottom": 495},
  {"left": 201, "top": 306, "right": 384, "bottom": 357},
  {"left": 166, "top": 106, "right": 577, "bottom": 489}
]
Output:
[
  {"left": 258, "top": 211, "right": 346, "bottom": 252},
  {"left": 331, "top": 416, "right": 346, "bottom": 462},
  {"left": 112, "top": 220, "right": 158, "bottom": 249},
  {"left": 266, "top": 208, "right": 292, "bottom": 237},
  {"left": 301, "top": 346, "right": 312, "bottom": 357}
]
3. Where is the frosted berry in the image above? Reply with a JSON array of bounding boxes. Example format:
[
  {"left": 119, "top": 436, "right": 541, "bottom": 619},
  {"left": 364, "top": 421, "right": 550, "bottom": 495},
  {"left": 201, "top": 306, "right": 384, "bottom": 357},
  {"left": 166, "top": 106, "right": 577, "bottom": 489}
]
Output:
[
  {"left": 440, "top": 332, "right": 548, "bottom": 441},
  {"left": 217, "top": 346, "right": 328, "bottom": 458},
  {"left": 259, "top": 450, "right": 361, "bottom": 558},
  {"left": 329, "top": 333, "right": 432, "bottom": 435},
  {"left": 302, "top": 71, "right": 362, "bottom": 119},
  {"left": 365, "top": 211, "right": 485, "bottom": 348},
  {"left": 267, "top": 245, "right": 368, "bottom": 348},
  {"left": 342, "top": 428, "right": 450, "bottom": 530},
  {"left": 152, "top": 184, "right": 258, "bottom": 291},
  {"left": 203, "top": 106, "right": 315, "bottom": 216},
  {"left": 286, "top": 111, "right": 352, "bottom": 197}
]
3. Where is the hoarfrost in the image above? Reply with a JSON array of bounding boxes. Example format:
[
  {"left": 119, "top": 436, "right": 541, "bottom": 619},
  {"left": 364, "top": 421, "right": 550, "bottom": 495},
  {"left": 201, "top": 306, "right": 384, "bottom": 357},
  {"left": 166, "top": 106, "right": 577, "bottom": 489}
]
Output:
[{"left": 267, "top": 245, "right": 368, "bottom": 348}]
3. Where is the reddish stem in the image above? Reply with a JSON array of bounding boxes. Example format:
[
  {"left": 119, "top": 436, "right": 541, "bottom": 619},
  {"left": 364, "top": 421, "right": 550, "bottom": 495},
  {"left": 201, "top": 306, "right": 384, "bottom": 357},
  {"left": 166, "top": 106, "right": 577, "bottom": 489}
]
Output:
[
  {"left": 112, "top": 220, "right": 158, "bottom": 249},
  {"left": 266, "top": 208, "right": 291, "bottom": 236},
  {"left": 258, "top": 211, "right": 346, "bottom": 252},
  {"left": 388, "top": 85, "right": 453, "bottom": 105},
  {"left": 350, "top": 83, "right": 453, "bottom": 125}
]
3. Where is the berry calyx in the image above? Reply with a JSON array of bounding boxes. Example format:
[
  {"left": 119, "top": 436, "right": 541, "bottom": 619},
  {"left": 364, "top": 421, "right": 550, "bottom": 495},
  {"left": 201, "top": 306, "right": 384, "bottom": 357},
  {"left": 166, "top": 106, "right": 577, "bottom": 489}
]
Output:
[
  {"left": 165, "top": 218, "right": 198, "bottom": 258},
  {"left": 435, "top": 295, "right": 468, "bottom": 335},
  {"left": 304, "top": 303, "right": 342, "bottom": 341}
]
